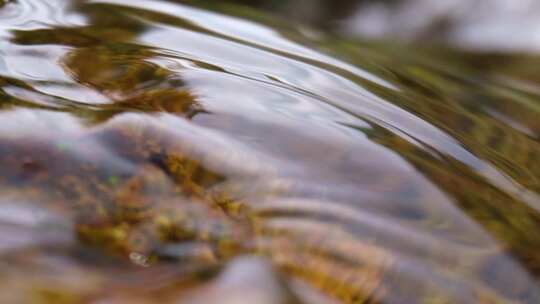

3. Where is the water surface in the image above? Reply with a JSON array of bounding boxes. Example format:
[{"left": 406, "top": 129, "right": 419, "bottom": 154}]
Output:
[{"left": 1, "top": 1, "right": 540, "bottom": 303}]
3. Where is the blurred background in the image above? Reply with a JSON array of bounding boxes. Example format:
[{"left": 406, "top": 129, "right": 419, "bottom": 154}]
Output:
[{"left": 210, "top": 0, "right": 540, "bottom": 53}]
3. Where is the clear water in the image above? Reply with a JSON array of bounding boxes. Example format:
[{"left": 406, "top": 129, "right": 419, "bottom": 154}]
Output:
[{"left": 1, "top": 1, "right": 540, "bottom": 303}]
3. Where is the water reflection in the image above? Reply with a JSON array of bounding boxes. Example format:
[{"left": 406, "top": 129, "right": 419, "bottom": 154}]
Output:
[{"left": 1, "top": 0, "right": 540, "bottom": 303}]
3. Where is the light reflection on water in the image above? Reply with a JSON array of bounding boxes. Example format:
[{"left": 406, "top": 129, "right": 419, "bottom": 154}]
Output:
[{"left": 1, "top": 0, "right": 540, "bottom": 303}]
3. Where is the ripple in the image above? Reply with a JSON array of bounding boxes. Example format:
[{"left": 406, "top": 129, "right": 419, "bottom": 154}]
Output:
[{"left": 0, "top": 0, "right": 85, "bottom": 30}]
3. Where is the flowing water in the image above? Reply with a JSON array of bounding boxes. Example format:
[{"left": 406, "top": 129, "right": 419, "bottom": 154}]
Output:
[{"left": 1, "top": 0, "right": 540, "bottom": 303}]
